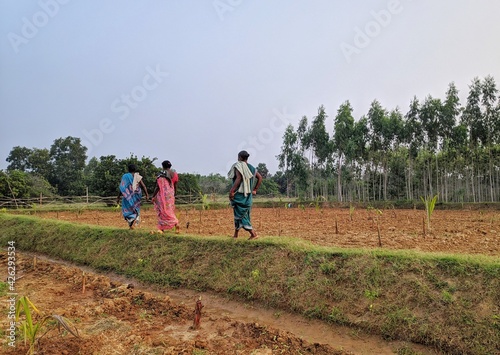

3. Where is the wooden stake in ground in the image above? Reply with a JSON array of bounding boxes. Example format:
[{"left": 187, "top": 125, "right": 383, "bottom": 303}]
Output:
[
  {"left": 33, "top": 256, "right": 37, "bottom": 271},
  {"left": 377, "top": 220, "right": 382, "bottom": 247},
  {"left": 199, "top": 210, "right": 202, "bottom": 234},
  {"left": 82, "top": 272, "right": 87, "bottom": 294},
  {"left": 192, "top": 296, "right": 203, "bottom": 329}
]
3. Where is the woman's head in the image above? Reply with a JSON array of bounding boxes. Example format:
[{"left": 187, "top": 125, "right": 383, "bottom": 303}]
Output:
[
  {"left": 128, "top": 164, "right": 137, "bottom": 173},
  {"left": 162, "top": 160, "right": 172, "bottom": 169},
  {"left": 238, "top": 150, "right": 250, "bottom": 161}
]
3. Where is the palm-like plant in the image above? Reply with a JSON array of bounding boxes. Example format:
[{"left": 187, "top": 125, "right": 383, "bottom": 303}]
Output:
[
  {"left": 420, "top": 194, "right": 438, "bottom": 233},
  {"left": 16, "top": 296, "right": 79, "bottom": 354}
]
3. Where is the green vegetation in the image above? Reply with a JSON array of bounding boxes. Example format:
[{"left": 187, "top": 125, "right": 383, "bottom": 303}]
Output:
[
  {"left": 15, "top": 295, "right": 79, "bottom": 354},
  {"left": 1, "top": 213, "right": 499, "bottom": 354},
  {"left": 420, "top": 194, "right": 438, "bottom": 233}
]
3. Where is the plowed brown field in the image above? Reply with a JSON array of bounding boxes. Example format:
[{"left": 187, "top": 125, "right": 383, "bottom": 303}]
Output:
[{"left": 33, "top": 206, "right": 500, "bottom": 256}]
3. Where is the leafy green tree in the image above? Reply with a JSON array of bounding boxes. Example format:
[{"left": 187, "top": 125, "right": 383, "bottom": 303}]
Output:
[
  {"left": 461, "top": 78, "right": 484, "bottom": 202},
  {"left": 366, "top": 100, "right": 387, "bottom": 200},
  {"left": 384, "top": 109, "right": 405, "bottom": 199},
  {"left": 309, "top": 106, "right": 331, "bottom": 165},
  {"left": 277, "top": 124, "right": 309, "bottom": 196},
  {"left": 86, "top": 155, "right": 123, "bottom": 196},
  {"left": 348, "top": 115, "right": 369, "bottom": 201},
  {"left": 27, "top": 148, "right": 51, "bottom": 179},
  {"left": 481, "top": 75, "right": 499, "bottom": 201},
  {"left": 440, "top": 82, "right": 461, "bottom": 202},
  {"left": 49, "top": 137, "right": 88, "bottom": 195},
  {"left": 258, "top": 178, "right": 280, "bottom": 196},
  {"left": 441, "top": 82, "right": 461, "bottom": 149},
  {"left": 270, "top": 171, "right": 288, "bottom": 194},
  {"left": 6, "top": 146, "right": 32, "bottom": 171},
  {"left": 199, "top": 173, "right": 229, "bottom": 194},
  {"left": 27, "top": 174, "right": 57, "bottom": 197},
  {"left": 256, "top": 163, "right": 269, "bottom": 179},
  {"left": 333, "top": 101, "right": 355, "bottom": 202},
  {"left": 462, "top": 77, "right": 484, "bottom": 148},
  {"left": 402, "top": 97, "right": 424, "bottom": 200},
  {"left": 176, "top": 173, "right": 201, "bottom": 196},
  {"left": 309, "top": 105, "right": 331, "bottom": 199},
  {"left": 255, "top": 162, "right": 279, "bottom": 196},
  {"left": 481, "top": 75, "right": 498, "bottom": 145},
  {"left": 420, "top": 95, "right": 443, "bottom": 152},
  {"left": 0, "top": 170, "right": 29, "bottom": 198}
]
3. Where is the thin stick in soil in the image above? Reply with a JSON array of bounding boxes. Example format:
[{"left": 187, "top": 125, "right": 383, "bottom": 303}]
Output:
[{"left": 377, "top": 220, "right": 382, "bottom": 247}]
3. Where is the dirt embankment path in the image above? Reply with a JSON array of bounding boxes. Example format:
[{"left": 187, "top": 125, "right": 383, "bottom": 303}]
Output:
[{"left": 1, "top": 253, "right": 439, "bottom": 355}]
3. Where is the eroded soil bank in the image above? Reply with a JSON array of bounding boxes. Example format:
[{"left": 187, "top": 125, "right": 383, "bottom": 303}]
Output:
[{"left": 1, "top": 253, "right": 438, "bottom": 354}]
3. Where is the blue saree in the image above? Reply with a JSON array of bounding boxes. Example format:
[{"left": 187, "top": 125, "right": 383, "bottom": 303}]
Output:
[{"left": 119, "top": 172, "right": 143, "bottom": 227}]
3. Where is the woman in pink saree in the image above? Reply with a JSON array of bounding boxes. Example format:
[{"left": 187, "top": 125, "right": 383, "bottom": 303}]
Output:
[{"left": 152, "top": 160, "right": 179, "bottom": 233}]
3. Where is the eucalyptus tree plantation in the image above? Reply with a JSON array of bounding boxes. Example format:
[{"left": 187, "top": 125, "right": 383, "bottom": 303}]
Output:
[{"left": 277, "top": 76, "right": 500, "bottom": 203}]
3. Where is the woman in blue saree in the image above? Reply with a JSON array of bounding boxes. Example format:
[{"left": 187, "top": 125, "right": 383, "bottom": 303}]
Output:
[
  {"left": 117, "top": 164, "right": 149, "bottom": 229},
  {"left": 228, "top": 150, "right": 262, "bottom": 239}
]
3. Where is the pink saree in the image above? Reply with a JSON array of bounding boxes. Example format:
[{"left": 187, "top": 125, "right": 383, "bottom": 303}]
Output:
[{"left": 153, "top": 174, "right": 179, "bottom": 231}]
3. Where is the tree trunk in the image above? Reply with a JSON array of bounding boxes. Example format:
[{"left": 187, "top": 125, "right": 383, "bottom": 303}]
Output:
[{"left": 337, "top": 157, "right": 343, "bottom": 202}]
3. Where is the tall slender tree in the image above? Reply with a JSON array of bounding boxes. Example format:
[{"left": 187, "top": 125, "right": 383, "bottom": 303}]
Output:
[{"left": 333, "top": 101, "right": 355, "bottom": 202}]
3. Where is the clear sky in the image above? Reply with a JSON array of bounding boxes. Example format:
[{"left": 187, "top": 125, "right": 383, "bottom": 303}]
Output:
[{"left": 1, "top": 1, "right": 500, "bottom": 176}]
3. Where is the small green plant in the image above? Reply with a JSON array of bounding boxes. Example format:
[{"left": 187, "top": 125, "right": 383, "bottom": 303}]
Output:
[
  {"left": 349, "top": 204, "right": 355, "bottom": 221},
  {"left": 250, "top": 269, "right": 260, "bottom": 281},
  {"left": 328, "top": 307, "right": 347, "bottom": 324},
  {"left": 199, "top": 192, "right": 210, "bottom": 210},
  {"left": 364, "top": 289, "right": 379, "bottom": 301},
  {"left": 420, "top": 194, "right": 438, "bottom": 232},
  {"left": 16, "top": 296, "right": 79, "bottom": 355},
  {"left": 314, "top": 196, "right": 326, "bottom": 211},
  {"left": 319, "top": 262, "right": 336, "bottom": 275},
  {"left": 441, "top": 290, "right": 453, "bottom": 304}
]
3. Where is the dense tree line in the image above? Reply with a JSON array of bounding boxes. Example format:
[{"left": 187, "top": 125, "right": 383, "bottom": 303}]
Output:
[
  {"left": 4, "top": 76, "right": 498, "bottom": 203},
  {"left": 1, "top": 138, "right": 281, "bottom": 199},
  {"left": 278, "top": 76, "right": 500, "bottom": 203}
]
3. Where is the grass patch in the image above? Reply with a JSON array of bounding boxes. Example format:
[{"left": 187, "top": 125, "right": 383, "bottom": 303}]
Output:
[{"left": 0, "top": 213, "right": 499, "bottom": 354}]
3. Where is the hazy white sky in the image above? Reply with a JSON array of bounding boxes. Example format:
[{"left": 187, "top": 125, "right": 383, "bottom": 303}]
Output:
[{"left": 1, "top": 1, "right": 500, "bottom": 175}]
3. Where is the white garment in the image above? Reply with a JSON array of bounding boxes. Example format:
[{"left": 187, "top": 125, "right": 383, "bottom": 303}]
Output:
[
  {"left": 132, "top": 172, "right": 143, "bottom": 191},
  {"left": 228, "top": 161, "right": 254, "bottom": 196}
]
